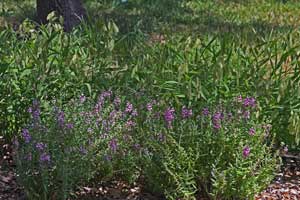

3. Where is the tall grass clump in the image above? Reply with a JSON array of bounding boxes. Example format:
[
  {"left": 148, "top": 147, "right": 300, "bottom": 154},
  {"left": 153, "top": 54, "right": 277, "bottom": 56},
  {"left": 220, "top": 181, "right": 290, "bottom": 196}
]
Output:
[
  {"left": 0, "top": 17, "right": 121, "bottom": 142},
  {"left": 2, "top": 17, "right": 300, "bottom": 149}
]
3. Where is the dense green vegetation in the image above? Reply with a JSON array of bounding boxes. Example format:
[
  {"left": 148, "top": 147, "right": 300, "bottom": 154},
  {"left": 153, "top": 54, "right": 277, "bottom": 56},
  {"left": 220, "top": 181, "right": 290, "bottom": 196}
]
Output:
[{"left": 1, "top": 0, "right": 300, "bottom": 199}]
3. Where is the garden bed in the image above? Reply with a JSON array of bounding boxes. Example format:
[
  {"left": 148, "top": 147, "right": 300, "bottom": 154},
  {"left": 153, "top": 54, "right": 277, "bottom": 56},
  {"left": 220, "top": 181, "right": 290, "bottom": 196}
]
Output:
[{"left": 1, "top": 139, "right": 300, "bottom": 200}]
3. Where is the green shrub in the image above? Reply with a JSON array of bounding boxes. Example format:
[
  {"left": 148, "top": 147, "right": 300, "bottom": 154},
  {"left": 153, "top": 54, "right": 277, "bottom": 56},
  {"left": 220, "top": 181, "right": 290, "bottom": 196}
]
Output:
[
  {"left": 138, "top": 96, "right": 279, "bottom": 199},
  {"left": 15, "top": 99, "right": 95, "bottom": 199},
  {"left": 15, "top": 92, "right": 142, "bottom": 199},
  {"left": 15, "top": 93, "right": 279, "bottom": 199}
]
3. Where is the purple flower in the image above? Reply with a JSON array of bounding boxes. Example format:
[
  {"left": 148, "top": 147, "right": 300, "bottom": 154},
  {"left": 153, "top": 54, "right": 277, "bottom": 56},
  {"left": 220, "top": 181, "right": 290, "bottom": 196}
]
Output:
[
  {"left": 213, "top": 123, "right": 221, "bottom": 129},
  {"left": 164, "top": 107, "right": 175, "bottom": 128},
  {"left": 26, "top": 153, "right": 32, "bottom": 161},
  {"left": 28, "top": 107, "right": 32, "bottom": 113},
  {"left": 249, "top": 127, "right": 255, "bottom": 136},
  {"left": 146, "top": 103, "right": 153, "bottom": 112},
  {"left": 133, "top": 143, "right": 141, "bottom": 150},
  {"left": 243, "top": 97, "right": 256, "bottom": 107},
  {"left": 31, "top": 100, "right": 41, "bottom": 121},
  {"left": 125, "top": 102, "right": 133, "bottom": 113},
  {"left": 66, "top": 123, "right": 74, "bottom": 129},
  {"left": 202, "top": 108, "right": 210, "bottom": 116},
  {"left": 126, "top": 120, "right": 136, "bottom": 129},
  {"left": 33, "top": 110, "right": 41, "bottom": 120},
  {"left": 109, "top": 110, "right": 118, "bottom": 121},
  {"left": 181, "top": 106, "right": 192, "bottom": 119},
  {"left": 57, "top": 111, "right": 65, "bottom": 127},
  {"left": 243, "top": 146, "right": 250, "bottom": 158},
  {"left": 101, "top": 91, "right": 112, "bottom": 98},
  {"left": 21, "top": 129, "right": 31, "bottom": 143},
  {"left": 79, "top": 94, "right": 86, "bottom": 103},
  {"left": 109, "top": 138, "right": 118, "bottom": 153},
  {"left": 213, "top": 112, "right": 223, "bottom": 120},
  {"left": 94, "top": 102, "right": 102, "bottom": 113},
  {"left": 40, "top": 153, "right": 51, "bottom": 163},
  {"left": 212, "top": 111, "right": 223, "bottom": 130},
  {"left": 236, "top": 95, "right": 243, "bottom": 103},
  {"left": 35, "top": 142, "right": 47, "bottom": 151}
]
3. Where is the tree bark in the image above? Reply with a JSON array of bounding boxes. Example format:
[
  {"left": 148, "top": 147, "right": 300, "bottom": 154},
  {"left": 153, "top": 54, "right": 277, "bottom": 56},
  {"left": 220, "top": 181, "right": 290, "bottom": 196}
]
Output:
[{"left": 36, "top": 0, "right": 87, "bottom": 32}]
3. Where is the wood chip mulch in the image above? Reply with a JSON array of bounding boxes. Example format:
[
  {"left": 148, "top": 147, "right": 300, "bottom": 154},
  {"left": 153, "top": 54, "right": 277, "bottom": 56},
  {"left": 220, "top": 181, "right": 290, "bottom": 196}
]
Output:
[
  {"left": 0, "top": 139, "right": 25, "bottom": 200},
  {"left": 1, "top": 138, "right": 300, "bottom": 200},
  {"left": 255, "top": 154, "right": 300, "bottom": 200}
]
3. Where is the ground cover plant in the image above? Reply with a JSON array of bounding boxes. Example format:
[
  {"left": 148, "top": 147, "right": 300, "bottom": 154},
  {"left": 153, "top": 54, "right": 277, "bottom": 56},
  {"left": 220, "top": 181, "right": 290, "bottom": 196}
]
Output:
[{"left": 1, "top": 0, "right": 300, "bottom": 199}]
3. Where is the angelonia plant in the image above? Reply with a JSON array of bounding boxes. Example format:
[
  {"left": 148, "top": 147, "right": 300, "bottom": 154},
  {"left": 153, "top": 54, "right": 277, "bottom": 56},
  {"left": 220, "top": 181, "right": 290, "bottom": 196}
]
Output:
[{"left": 15, "top": 91, "right": 280, "bottom": 200}]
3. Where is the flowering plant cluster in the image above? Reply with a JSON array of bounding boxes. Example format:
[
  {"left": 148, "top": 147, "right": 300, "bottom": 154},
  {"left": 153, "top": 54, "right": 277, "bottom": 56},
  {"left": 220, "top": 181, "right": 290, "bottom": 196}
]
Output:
[{"left": 15, "top": 92, "right": 280, "bottom": 200}]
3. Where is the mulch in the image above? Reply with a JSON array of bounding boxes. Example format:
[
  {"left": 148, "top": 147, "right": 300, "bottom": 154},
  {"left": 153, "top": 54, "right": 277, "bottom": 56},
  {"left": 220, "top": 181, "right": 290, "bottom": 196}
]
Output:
[
  {"left": 255, "top": 154, "right": 300, "bottom": 200},
  {"left": 1, "top": 139, "right": 300, "bottom": 200},
  {"left": 0, "top": 140, "right": 25, "bottom": 200}
]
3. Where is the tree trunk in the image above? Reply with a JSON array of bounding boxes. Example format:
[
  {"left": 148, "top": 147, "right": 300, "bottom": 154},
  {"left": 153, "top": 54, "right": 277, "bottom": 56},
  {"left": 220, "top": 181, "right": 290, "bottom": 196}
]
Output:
[{"left": 36, "top": 0, "right": 86, "bottom": 32}]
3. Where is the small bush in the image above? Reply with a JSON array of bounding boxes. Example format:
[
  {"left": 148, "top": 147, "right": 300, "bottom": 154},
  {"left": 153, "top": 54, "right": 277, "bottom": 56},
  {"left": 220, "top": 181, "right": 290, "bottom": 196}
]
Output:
[
  {"left": 139, "top": 96, "right": 280, "bottom": 199},
  {"left": 15, "top": 92, "right": 279, "bottom": 199}
]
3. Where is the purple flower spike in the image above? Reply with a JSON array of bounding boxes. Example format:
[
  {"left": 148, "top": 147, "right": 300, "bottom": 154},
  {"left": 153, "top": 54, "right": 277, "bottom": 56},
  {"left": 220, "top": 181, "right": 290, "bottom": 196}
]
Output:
[
  {"left": 79, "top": 94, "right": 86, "bottom": 103},
  {"left": 202, "top": 108, "right": 210, "bottom": 116},
  {"left": 57, "top": 111, "right": 65, "bottom": 127},
  {"left": 249, "top": 127, "right": 255, "bottom": 136},
  {"left": 125, "top": 102, "right": 133, "bottom": 113},
  {"left": 181, "top": 106, "right": 192, "bottom": 119},
  {"left": 33, "top": 110, "right": 41, "bottom": 120},
  {"left": 243, "top": 146, "right": 250, "bottom": 158},
  {"left": 133, "top": 143, "right": 141, "bottom": 150},
  {"left": 66, "top": 123, "right": 74, "bottom": 129},
  {"left": 146, "top": 102, "right": 153, "bottom": 112},
  {"left": 212, "top": 111, "right": 223, "bottom": 130},
  {"left": 40, "top": 153, "right": 51, "bottom": 163},
  {"left": 237, "top": 95, "right": 243, "bottom": 103},
  {"left": 36, "top": 142, "right": 47, "bottom": 151},
  {"left": 101, "top": 91, "right": 112, "bottom": 98},
  {"left": 126, "top": 120, "right": 136, "bottom": 129},
  {"left": 30, "top": 100, "right": 41, "bottom": 121},
  {"left": 109, "top": 138, "right": 118, "bottom": 153},
  {"left": 164, "top": 107, "right": 175, "bottom": 128},
  {"left": 26, "top": 153, "right": 32, "bottom": 161},
  {"left": 28, "top": 107, "right": 33, "bottom": 113},
  {"left": 243, "top": 97, "right": 256, "bottom": 107},
  {"left": 213, "top": 123, "right": 221, "bottom": 130},
  {"left": 21, "top": 129, "right": 31, "bottom": 143}
]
